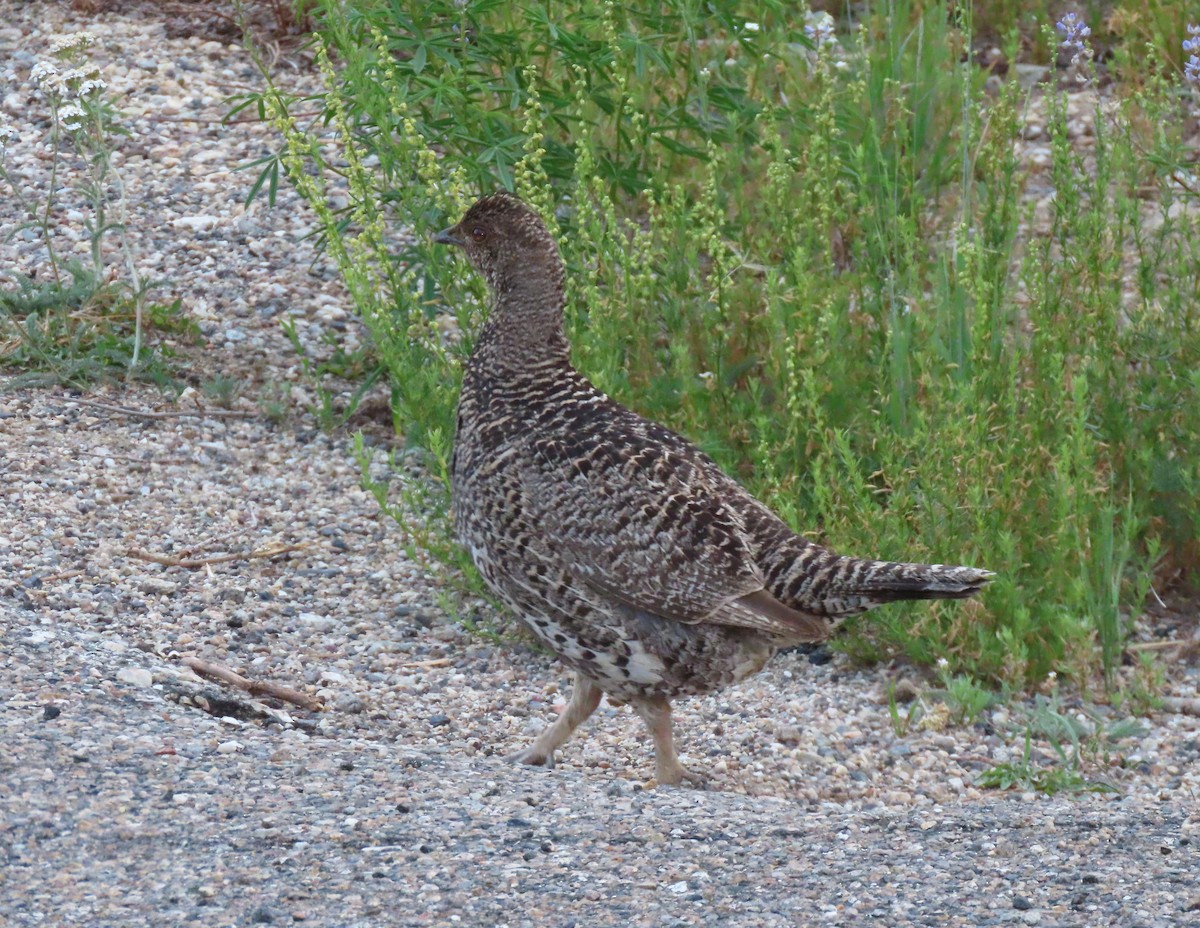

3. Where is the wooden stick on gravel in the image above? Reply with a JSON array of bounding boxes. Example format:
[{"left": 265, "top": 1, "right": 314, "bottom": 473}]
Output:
[
  {"left": 65, "top": 396, "right": 256, "bottom": 419},
  {"left": 182, "top": 656, "right": 324, "bottom": 712},
  {"left": 1126, "top": 640, "right": 1186, "bottom": 652},
  {"left": 127, "top": 541, "right": 309, "bottom": 569}
]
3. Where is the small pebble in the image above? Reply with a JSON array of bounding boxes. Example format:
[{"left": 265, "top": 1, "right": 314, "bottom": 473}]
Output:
[{"left": 116, "top": 667, "right": 154, "bottom": 688}]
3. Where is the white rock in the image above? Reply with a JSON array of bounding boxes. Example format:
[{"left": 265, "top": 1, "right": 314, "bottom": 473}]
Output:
[
  {"left": 171, "top": 215, "right": 221, "bottom": 232},
  {"left": 299, "top": 612, "right": 335, "bottom": 631},
  {"left": 139, "top": 577, "right": 178, "bottom": 596},
  {"left": 117, "top": 667, "right": 154, "bottom": 687}
]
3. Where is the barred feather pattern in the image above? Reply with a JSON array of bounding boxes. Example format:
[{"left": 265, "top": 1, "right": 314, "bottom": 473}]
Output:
[{"left": 445, "top": 192, "right": 992, "bottom": 703}]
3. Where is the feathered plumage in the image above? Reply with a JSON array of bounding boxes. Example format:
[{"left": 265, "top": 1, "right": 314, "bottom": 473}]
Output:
[{"left": 436, "top": 192, "right": 992, "bottom": 786}]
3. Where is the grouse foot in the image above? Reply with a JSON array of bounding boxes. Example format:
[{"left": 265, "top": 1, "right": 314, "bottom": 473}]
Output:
[
  {"left": 504, "top": 671, "right": 602, "bottom": 774},
  {"left": 507, "top": 746, "right": 555, "bottom": 769},
  {"left": 651, "top": 761, "right": 709, "bottom": 790},
  {"left": 633, "top": 695, "right": 709, "bottom": 789}
]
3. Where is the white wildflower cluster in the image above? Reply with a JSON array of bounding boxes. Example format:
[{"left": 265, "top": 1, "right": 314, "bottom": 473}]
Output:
[
  {"left": 78, "top": 76, "right": 107, "bottom": 96},
  {"left": 48, "top": 31, "right": 97, "bottom": 57},
  {"left": 27, "top": 31, "right": 109, "bottom": 132},
  {"left": 34, "top": 64, "right": 105, "bottom": 97},
  {"left": 64, "top": 66, "right": 105, "bottom": 94},
  {"left": 58, "top": 103, "right": 86, "bottom": 131},
  {"left": 30, "top": 61, "right": 59, "bottom": 86}
]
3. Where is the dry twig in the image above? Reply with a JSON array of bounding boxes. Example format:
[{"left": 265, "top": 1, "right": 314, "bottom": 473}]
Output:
[
  {"left": 1127, "top": 640, "right": 1185, "bottom": 652},
  {"left": 65, "top": 396, "right": 255, "bottom": 419},
  {"left": 182, "top": 656, "right": 323, "bottom": 712},
  {"left": 127, "top": 541, "right": 308, "bottom": 569}
]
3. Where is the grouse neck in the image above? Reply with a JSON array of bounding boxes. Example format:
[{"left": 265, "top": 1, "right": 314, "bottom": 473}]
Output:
[{"left": 477, "top": 271, "right": 572, "bottom": 366}]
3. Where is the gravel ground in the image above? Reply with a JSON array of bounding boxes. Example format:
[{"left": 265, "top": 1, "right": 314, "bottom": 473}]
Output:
[{"left": 2, "top": 3, "right": 1200, "bottom": 926}]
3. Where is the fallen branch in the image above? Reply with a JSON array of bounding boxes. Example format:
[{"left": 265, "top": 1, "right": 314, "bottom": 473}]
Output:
[
  {"left": 400, "top": 657, "right": 453, "bottom": 669},
  {"left": 65, "top": 396, "right": 255, "bottom": 419},
  {"left": 182, "top": 656, "right": 323, "bottom": 712},
  {"left": 127, "top": 541, "right": 309, "bottom": 569},
  {"left": 1127, "top": 640, "right": 1185, "bottom": 652}
]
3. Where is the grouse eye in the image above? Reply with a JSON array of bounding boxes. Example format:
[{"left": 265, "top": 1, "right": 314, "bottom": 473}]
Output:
[{"left": 471, "top": 226, "right": 487, "bottom": 242}]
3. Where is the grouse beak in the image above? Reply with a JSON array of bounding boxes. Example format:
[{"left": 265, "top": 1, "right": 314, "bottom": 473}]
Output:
[{"left": 434, "top": 225, "right": 465, "bottom": 247}]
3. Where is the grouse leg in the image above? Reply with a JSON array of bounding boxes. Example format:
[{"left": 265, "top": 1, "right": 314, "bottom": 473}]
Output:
[
  {"left": 508, "top": 671, "right": 602, "bottom": 769},
  {"left": 633, "top": 696, "right": 707, "bottom": 789}
]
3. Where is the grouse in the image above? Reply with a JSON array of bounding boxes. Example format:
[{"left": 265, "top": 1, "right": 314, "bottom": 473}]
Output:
[{"left": 435, "top": 192, "right": 992, "bottom": 787}]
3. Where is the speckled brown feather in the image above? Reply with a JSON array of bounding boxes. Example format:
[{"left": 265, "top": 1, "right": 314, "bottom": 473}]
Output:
[{"left": 437, "top": 192, "right": 992, "bottom": 782}]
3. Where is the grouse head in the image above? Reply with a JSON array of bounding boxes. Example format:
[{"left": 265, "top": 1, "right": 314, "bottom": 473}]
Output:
[{"left": 434, "top": 192, "right": 563, "bottom": 298}]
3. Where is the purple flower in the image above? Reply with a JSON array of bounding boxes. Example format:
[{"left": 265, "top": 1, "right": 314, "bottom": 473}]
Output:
[
  {"left": 1186, "top": 54, "right": 1200, "bottom": 85},
  {"left": 1056, "top": 12, "right": 1091, "bottom": 66},
  {"left": 804, "top": 11, "right": 835, "bottom": 49},
  {"left": 1184, "top": 24, "right": 1200, "bottom": 55}
]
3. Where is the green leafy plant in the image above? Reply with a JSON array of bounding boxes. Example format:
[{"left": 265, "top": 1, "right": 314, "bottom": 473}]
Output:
[
  {"left": 279, "top": 316, "right": 386, "bottom": 430},
  {"left": 938, "top": 666, "right": 999, "bottom": 725},
  {"left": 977, "top": 732, "right": 1115, "bottom": 795},
  {"left": 202, "top": 374, "right": 246, "bottom": 408},
  {"left": 256, "top": 379, "right": 294, "bottom": 425},
  {"left": 0, "top": 266, "right": 189, "bottom": 389},
  {"left": 979, "top": 690, "right": 1147, "bottom": 795}
]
